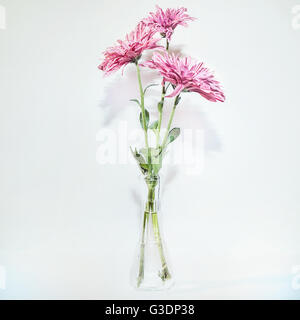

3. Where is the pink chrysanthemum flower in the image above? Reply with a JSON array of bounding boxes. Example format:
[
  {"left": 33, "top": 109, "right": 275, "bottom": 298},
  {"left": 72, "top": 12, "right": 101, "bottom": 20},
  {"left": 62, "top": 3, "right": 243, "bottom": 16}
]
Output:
[
  {"left": 142, "top": 6, "right": 195, "bottom": 41},
  {"left": 142, "top": 51, "right": 225, "bottom": 102},
  {"left": 98, "top": 23, "right": 162, "bottom": 75}
]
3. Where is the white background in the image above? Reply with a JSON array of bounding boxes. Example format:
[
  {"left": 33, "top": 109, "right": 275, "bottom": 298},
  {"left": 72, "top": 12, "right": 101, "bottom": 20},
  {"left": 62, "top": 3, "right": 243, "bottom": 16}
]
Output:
[{"left": 1, "top": 0, "right": 300, "bottom": 299}]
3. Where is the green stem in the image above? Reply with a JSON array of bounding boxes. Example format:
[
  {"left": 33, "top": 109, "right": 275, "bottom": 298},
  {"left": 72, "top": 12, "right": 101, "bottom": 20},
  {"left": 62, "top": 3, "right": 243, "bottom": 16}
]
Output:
[
  {"left": 155, "top": 85, "right": 165, "bottom": 148},
  {"left": 136, "top": 62, "right": 151, "bottom": 172},
  {"left": 137, "top": 179, "right": 172, "bottom": 286},
  {"left": 137, "top": 181, "right": 155, "bottom": 288},
  {"left": 137, "top": 211, "right": 149, "bottom": 287},
  {"left": 155, "top": 38, "right": 169, "bottom": 149},
  {"left": 136, "top": 63, "right": 149, "bottom": 149},
  {"left": 152, "top": 213, "right": 171, "bottom": 281},
  {"left": 161, "top": 97, "right": 178, "bottom": 150}
]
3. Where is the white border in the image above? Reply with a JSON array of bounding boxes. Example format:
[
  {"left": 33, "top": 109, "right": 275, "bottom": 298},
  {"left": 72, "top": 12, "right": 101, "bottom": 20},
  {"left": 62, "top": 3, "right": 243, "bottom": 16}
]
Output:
[{"left": 0, "top": 5, "right": 6, "bottom": 30}]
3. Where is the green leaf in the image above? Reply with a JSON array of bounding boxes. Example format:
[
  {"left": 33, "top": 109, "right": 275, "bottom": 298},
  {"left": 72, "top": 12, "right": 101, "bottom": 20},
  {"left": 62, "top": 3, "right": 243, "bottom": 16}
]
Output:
[
  {"left": 139, "top": 148, "right": 150, "bottom": 163},
  {"left": 143, "top": 83, "right": 158, "bottom": 95},
  {"left": 140, "top": 147, "right": 161, "bottom": 164},
  {"left": 165, "top": 82, "right": 171, "bottom": 91},
  {"left": 167, "top": 128, "right": 180, "bottom": 144},
  {"left": 130, "top": 147, "right": 148, "bottom": 174},
  {"left": 149, "top": 120, "right": 158, "bottom": 130},
  {"left": 139, "top": 109, "right": 149, "bottom": 130},
  {"left": 130, "top": 99, "right": 141, "bottom": 107},
  {"left": 130, "top": 147, "right": 145, "bottom": 164},
  {"left": 175, "top": 95, "right": 181, "bottom": 105},
  {"left": 152, "top": 162, "right": 162, "bottom": 175},
  {"left": 137, "top": 146, "right": 166, "bottom": 175},
  {"left": 152, "top": 147, "right": 163, "bottom": 174}
]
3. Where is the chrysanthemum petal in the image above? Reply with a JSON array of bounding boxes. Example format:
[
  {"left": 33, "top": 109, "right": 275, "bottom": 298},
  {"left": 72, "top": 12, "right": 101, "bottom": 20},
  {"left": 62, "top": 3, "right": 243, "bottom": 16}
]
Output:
[
  {"left": 142, "top": 6, "right": 195, "bottom": 41},
  {"left": 166, "top": 84, "right": 185, "bottom": 97},
  {"left": 143, "top": 51, "right": 225, "bottom": 102},
  {"left": 99, "top": 23, "right": 162, "bottom": 75}
]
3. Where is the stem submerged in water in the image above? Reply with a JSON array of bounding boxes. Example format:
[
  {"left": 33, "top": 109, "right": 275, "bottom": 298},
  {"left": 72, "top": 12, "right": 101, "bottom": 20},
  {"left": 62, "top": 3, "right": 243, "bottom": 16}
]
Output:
[
  {"left": 151, "top": 212, "right": 172, "bottom": 281},
  {"left": 136, "top": 179, "right": 171, "bottom": 288},
  {"left": 137, "top": 211, "right": 148, "bottom": 287}
]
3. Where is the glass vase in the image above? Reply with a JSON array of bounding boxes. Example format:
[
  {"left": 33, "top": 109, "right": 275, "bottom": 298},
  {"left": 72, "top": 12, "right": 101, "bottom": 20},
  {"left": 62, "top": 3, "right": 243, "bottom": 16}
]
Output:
[{"left": 131, "top": 174, "right": 174, "bottom": 290}]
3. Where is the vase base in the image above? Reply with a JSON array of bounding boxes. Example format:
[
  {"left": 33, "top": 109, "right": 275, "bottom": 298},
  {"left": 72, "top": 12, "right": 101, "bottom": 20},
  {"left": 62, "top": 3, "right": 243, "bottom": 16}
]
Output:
[{"left": 134, "top": 278, "right": 175, "bottom": 291}]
